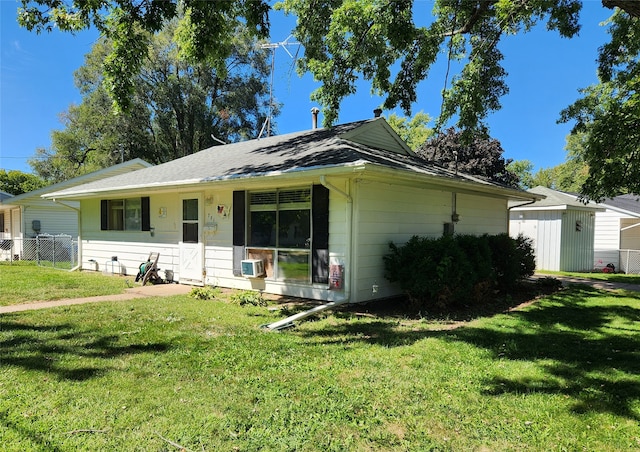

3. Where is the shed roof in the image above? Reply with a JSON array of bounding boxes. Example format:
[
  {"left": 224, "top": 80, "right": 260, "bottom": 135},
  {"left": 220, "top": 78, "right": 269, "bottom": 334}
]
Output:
[
  {"left": 510, "top": 186, "right": 603, "bottom": 211},
  {"left": 43, "top": 118, "right": 535, "bottom": 202}
]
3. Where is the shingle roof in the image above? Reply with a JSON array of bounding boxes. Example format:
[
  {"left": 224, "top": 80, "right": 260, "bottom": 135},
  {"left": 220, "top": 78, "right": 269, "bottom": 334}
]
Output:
[
  {"left": 0, "top": 191, "right": 14, "bottom": 203},
  {"left": 600, "top": 194, "right": 640, "bottom": 215},
  {"left": 514, "top": 186, "right": 601, "bottom": 210},
  {"left": 43, "top": 119, "right": 532, "bottom": 200}
]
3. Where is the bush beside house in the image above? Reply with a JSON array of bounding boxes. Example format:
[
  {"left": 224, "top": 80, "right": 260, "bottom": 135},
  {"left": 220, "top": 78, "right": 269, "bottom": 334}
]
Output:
[{"left": 384, "top": 233, "right": 535, "bottom": 309}]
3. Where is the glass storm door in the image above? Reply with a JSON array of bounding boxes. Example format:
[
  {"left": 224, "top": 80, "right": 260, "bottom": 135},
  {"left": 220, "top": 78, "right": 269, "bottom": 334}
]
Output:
[{"left": 179, "top": 196, "right": 204, "bottom": 284}]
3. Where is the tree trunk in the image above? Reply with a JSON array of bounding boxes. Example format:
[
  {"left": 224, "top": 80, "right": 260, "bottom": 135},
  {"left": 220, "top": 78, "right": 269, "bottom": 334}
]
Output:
[{"left": 603, "top": 0, "right": 640, "bottom": 18}]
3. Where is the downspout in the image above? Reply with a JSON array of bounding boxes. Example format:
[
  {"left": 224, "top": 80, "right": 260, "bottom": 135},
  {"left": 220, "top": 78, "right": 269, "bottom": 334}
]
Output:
[
  {"left": 507, "top": 198, "right": 538, "bottom": 233},
  {"left": 264, "top": 175, "right": 354, "bottom": 331},
  {"left": 52, "top": 199, "right": 82, "bottom": 272}
]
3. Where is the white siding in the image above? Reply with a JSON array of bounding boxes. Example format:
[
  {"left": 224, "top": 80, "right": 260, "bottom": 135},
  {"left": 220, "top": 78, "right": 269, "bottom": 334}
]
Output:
[
  {"left": 560, "top": 210, "right": 595, "bottom": 272},
  {"left": 511, "top": 210, "right": 563, "bottom": 271},
  {"left": 455, "top": 194, "right": 507, "bottom": 235},
  {"left": 79, "top": 196, "right": 181, "bottom": 277},
  {"left": 594, "top": 209, "right": 624, "bottom": 269},
  {"left": 79, "top": 179, "right": 514, "bottom": 303},
  {"left": 352, "top": 182, "right": 509, "bottom": 303},
  {"left": 24, "top": 205, "right": 78, "bottom": 237}
]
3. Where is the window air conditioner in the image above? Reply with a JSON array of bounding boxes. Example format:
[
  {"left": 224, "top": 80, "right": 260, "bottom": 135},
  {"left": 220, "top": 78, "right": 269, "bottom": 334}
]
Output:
[{"left": 241, "top": 259, "right": 265, "bottom": 278}]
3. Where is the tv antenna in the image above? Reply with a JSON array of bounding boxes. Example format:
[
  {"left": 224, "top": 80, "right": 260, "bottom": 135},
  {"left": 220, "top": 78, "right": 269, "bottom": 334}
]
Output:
[{"left": 258, "top": 35, "right": 300, "bottom": 138}]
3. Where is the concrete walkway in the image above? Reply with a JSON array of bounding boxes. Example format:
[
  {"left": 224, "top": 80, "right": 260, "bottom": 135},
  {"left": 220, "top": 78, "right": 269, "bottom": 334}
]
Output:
[
  {"left": 0, "top": 283, "right": 193, "bottom": 314},
  {"left": 533, "top": 274, "right": 640, "bottom": 293}
]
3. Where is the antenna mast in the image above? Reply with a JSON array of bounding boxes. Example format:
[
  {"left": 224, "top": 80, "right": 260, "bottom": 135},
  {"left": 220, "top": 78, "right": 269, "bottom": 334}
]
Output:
[{"left": 258, "top": 35, "right": 300, "bottom": 138}]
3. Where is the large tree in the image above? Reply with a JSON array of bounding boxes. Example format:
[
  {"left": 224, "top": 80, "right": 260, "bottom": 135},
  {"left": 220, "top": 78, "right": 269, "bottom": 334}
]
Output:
[
  {"left": 415, "top": 128, "right": 518, "bottom": 187},
  {"left": 30, "top": 21, "right": 273, "bottom": 182},
  {"left": 17, "top": 1, "right": 640, "bottom": 196},
  {"left": 0, "top": 170, "right": 46, "bottom": 195},
  {"left": 18, "top": 0, "right": 270, "bottom": 113},
  {"left": 385, "top": 112, "right": 433, "bottom": 151}
]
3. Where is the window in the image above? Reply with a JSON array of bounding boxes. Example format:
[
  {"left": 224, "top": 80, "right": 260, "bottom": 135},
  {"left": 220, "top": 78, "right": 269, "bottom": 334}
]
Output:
[
  {"left": 249, "top": 189, "right": 311, "bottom": 250},
  {"left": 182, "top": 198, "right": 199, "bottom": 243},
  {"left": 101, "top": 197, "right": 150, "bottom": 231},
  {"left": 233, "top": 185, "right": 329, "bottom": 284},
  {"left": 248, "top": 188, "right": 311, "bottom": 282}
]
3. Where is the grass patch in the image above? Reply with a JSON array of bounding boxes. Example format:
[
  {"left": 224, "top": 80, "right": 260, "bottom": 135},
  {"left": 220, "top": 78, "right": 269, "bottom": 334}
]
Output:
[
  {"left": 0, "top": 262, "right": 129, "bottom": 306},
  {"left": 0, "top": 281, "right": 639, "bottom": 450}
]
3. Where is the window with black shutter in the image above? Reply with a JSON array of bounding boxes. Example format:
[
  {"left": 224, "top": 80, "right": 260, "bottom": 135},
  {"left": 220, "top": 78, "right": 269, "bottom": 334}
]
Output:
[{"left": 100, "top": 196, "right": 150, "bottom": 231}]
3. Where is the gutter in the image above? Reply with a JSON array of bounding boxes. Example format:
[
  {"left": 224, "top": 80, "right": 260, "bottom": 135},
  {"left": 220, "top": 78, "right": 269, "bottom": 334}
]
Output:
[{"left": 263, "top": 175, "right": 354, "bottom": 331}]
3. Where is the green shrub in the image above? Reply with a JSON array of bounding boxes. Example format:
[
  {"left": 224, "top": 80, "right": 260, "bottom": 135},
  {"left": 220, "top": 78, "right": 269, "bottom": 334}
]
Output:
[
  {"left": 189, "top": 286, "right": 221, "bottom": 300},
  {"left": 487, "top": 233, "right": 535, "bottom": 289},
  {"left": 384, "top": 233, "right": 536, "bottom": 309},
  {"left": 229, "top": 290, "right": 267, "bottom": 307}
]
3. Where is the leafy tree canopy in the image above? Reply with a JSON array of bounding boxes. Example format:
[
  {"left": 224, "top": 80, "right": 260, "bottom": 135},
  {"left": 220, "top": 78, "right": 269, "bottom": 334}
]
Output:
[
  {"left": 29, "top": 20, "right": 273, "bottom": 183},
  {"left": 16, "top": 1, "right": 640, "bottom": 197},
  {"left": 386, "top": 112, "right": 433, "bottom": 151},
  {"left": 0, "top": 170, "right": 46, "bottom": 195},
  {"left": 559, "top": 8, "right": 640, "bottom": 200},
  {"left": 506, "top": 160, "right": 535, "bottom": 190},
  {"left": 18, "top": 0, "right": 270, "bottom": 112},
  {"left": 415, "top": 127, "right": 518, "bottom": 187}
]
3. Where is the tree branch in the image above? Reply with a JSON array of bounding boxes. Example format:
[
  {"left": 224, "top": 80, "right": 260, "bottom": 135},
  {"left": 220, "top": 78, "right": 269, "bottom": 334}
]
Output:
[{"left": 443, "top": 1, "right": 494, "bottom": 37}]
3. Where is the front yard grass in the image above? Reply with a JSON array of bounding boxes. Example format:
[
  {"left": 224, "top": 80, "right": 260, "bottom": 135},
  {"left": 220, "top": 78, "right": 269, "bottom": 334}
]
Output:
[
  {"left": 0, "top": 262, "right": 129, "bottom": 306},
  {"left": 0, "top": 265, "right": 639, "bottom": 450}
]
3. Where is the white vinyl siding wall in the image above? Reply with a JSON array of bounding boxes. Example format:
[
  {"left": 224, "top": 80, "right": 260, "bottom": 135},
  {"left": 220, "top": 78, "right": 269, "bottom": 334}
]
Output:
[
  {"left": 511, "top": 210, "right": 563, "bottom": 271},
  {"left": 23, "top": 205, "right": 79, "bottom": 238},
  {"left": 352, "top": 182, "right": 509, "bottom": 303},
  {"left": 560, "top": 210, "right": 595, "bottom": 272},
  {"left": 594, "top": 209, "right": 625, "bottom": 269},
  {"left": 80, "top": 195, "right": 181, "bottom": 276},
  {"left": 78, "top": 178, "right": 515, "bottom": 303}
]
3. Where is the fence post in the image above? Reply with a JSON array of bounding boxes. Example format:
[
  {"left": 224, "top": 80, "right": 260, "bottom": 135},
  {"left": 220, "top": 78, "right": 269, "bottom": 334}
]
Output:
[{"left": 626, "top": 250, "right": 630, "bottom": 274}]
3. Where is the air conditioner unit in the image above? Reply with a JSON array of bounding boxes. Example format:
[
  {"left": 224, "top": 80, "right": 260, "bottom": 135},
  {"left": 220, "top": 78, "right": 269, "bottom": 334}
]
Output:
[{"left": 241, "top": 259, "right": 265, "bottom": 278}]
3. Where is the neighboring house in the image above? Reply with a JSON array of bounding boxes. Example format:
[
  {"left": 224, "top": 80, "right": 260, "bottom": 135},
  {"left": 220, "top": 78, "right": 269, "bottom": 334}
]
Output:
[
  {"left": 0, "top": 159, "right": 152, "bottom": 259},
  {"left": 0, "top": 191, "right": 14, "bottom": 239},
  {"left": 509, "top": 186, "right": 603, "bottom": 272},
  {"left": 594, "top": 194, "right": 640, "bottom": 273},
  {"left": 43, "top": 117, "right": 536, "bottom": 303}
]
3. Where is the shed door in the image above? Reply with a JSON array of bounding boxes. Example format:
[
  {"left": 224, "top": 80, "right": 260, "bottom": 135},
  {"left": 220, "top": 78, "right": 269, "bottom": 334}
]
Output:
[{"left": 179, "top": 196, "right": 204, "bottom": 285}]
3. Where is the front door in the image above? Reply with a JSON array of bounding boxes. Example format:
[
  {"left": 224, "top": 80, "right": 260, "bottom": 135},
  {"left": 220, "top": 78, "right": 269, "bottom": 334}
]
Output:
[{"left": 179, "top": 195, "right": 204, "bottom": 285}]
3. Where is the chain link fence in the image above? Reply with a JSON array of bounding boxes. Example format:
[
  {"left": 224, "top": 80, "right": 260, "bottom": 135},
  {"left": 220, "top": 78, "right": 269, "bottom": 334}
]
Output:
[
  {"left": 619, "top": 249, "right": 640, "bottom": 274},
  {"left": 0, "top": 235, "right": 78, "bottom": 270}
]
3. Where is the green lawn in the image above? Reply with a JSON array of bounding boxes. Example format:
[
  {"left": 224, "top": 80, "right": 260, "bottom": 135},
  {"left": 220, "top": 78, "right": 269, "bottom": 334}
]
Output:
[
  {"left": 0, "top": 266, "right": 639, "bottom": 450},
  {"left": 0, "top": 262, "right": 129, "bottom": 306}
]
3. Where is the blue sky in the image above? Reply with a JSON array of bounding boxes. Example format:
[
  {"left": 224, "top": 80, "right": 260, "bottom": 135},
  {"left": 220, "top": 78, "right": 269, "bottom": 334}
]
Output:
[{"left": 1, "top": 1, "right": 612, "bottom": 175}]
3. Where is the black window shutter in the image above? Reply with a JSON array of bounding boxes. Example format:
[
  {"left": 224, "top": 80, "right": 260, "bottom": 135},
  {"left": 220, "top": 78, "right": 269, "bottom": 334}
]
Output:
[
  {"left": 232, "top": 191, "right": 246, "bottom": 276},
  {"left": 312, "top": 184, "right": 330, "bottom": 284},
  {"left": 100, "top": 200, "right": 108, "bottom": 230},
  {"left": 141, "top": 197, "right": 150, "bottom": 231}
]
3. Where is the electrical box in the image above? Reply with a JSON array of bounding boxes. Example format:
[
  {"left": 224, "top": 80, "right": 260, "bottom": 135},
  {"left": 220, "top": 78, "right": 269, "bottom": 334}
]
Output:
[
  {"left": 443, "top": 222, "right": 455, "bottom": 236},
  {"left": 32, "top": 220, "right": 41, "bottom": 233}
]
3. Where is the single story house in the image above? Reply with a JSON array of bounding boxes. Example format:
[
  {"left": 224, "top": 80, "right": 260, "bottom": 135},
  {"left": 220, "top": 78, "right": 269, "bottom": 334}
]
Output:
[
  {"left": 0, "top": 159, "right": 151, "bottom": 260},
  {"left": 509, "top": 186, "right": 604, "bottom": 272},
  {"left": 43, "top": 116, "right": 537, "bottom": 303},
  {"left": 594, "top": 194, "right": 640, "bottom": 273}
]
